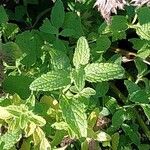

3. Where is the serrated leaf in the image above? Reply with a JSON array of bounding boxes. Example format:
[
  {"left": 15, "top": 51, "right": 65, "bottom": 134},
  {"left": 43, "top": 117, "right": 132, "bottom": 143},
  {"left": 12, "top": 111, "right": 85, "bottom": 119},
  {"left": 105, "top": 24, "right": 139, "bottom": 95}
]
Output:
[
  {"left": 105, "top": 97, "right": 119, "bottom": 114},
  {"left": 141, "top": 104, "right": 150, "bottom": 120},
  {"left": 137, "top": 43, "right": 150, "bottom": 59},
  {"left": 122, "top": 124, "right": 140, "bottom": 146},
  {"left": 40, "top": 138, "right": 51, "bottom": 150},
  {"left": 95, "top": 82, "right": 109, "bottom": 97},
  {"left": 51, "top": 0, "right": 65, "bottom": 28},
  {"left": 124, "top": 80, "right": 140, "bottom": 95},
  {"left": 136, "top": 23, "right": 150, "bottom": 40},
  {"left": 0, "top": 6, "right": 8, "bottom": 25},
  {"left": 85, "top": 63, "right": 124, "bottom": 82},
  {"left": 49, "top": 48, "right": 70, "bottom": 70},
  {"left": 137, "top": 7, "right": 150, "bottom": 25},
  {"left": 15, "top": 31, "right": 43, "bottom": 66},
  {"left": 129, "top": 90, "right": 149, "bottom": 103},
  {"left": 63, "top": 12, "right": 84, "bottom": 38},
  {"left": 111, "top": 16, "right": 128, "bottom": 32},
  {"left": 3, "top": 76, "right": 33, "bottom": 99},
  {"left": 73, "top": 36, "right": 90, "bottom": 68},
  {"left": 60, "top": 97, "right": 87, "bottom": 138},
  {"left": 59, "top": 28, "right": 76, "bottom": 37},
  {"left": 112, "top": 133, "right": 119, "bottom": 150},
  {"left": 0, "top": 106, "right": 11, "bottom": 120},
  {"left": 135, "top": 58, "right": 148, "bottom": 77},
  {"left": 40, "top": 18, "right": 58, "bottom": 35},
  {"left": 30, "top": 114, "right": 46, "bottom": 127},
  {"left": 71, "top": 67, "right": 85, "bottom": 91},
  {"left": 96, "top": 35, "right": 111, "bottom": 53},
  {"left": 2, "top": 75, "right": 33, "bottom": 99},
  {"left": 0, "top": 131, "right": 21, "bottom": 150},
  {"left": 30, "top": 70, "right": 71, "bottom": 91},
  {"left": 4, "top": 23, "right": 19, "bottom": 39},
  {"left": 112, "top": 109, "right": 126, "bottom": 128},
  {"left": 78, "top": 87, "right": 96, "bottom": 98}
]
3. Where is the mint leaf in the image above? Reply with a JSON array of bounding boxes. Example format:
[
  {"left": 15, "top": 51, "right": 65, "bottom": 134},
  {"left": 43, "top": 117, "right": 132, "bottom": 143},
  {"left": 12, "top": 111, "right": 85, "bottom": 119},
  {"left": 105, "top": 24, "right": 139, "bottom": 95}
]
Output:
[
  {"left": 124, "top": 80, "right": 140, "bottom": 95},
  {"left": 85, "top": 63, "right": 124, "bottom": 82},
  {"left": 136, "top": 23, "right": 150, "bottom": 40},
  {"left": 73, "top": 36, "right": 90, "bottom": 68},
  {"left": 30, "top": 70, "right": 71, "bottom": 91},
  {"left": 51, "top": 0, "right": 65, "bottom": 29},
  {"left": 59, "top": 28, "right": 76, "bottom": 37},
  {"left": 0, "top": 131, "right": 21, "bottom": 150},
  {"left": 63, "top": 12, "right": 84, "bottom": 38},
  {"left": 122, "top": 124, "right": 140, "bottom": 146},
  {"left": 15, "top": 31, "right": 43, "bottom": 66},
  {"left": 49, "top": 48, "right": 70, "bottom": 70},
  {"left": 129, "top": 90, "right": 149, "bottom": 104},
  {"left": 0, "top": 6, "right": 8, "bottom": 25},
  {"left": 137, "top": 7, "right": 150, "bottom": 25},
  {"left": 60, "top": 97, "right": 87, "bottom": 138},
  {"left": 96, "top": 35, "right": 111, "bottom": 53},
  {"left": 112, "top": 109, "right": 126, "bottom": 128},
  {"left": 111, "top": 16, "right": 128, "bottom": 32},
  {"left": 71, "top": 67, "right": 85, "bottom": 92},
  {"left": 2, "top": 75, "right": 33, "bottom": 99},
  {"left": 141, "top": 104, "right": 150, "bottom": 120},
  {"left": 40, "top": 18, "right": 58, "bottom": 35}
]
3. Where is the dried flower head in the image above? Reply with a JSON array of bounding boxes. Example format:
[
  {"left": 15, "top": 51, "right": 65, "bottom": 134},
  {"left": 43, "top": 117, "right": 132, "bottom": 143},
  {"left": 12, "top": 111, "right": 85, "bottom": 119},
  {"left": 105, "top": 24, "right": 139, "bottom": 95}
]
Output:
[
  {"left": 131, "top": 0, "right": 150, "bottom": 7},
  {"left": 94, "top": 0, "right": 127, "bottom": 21}
]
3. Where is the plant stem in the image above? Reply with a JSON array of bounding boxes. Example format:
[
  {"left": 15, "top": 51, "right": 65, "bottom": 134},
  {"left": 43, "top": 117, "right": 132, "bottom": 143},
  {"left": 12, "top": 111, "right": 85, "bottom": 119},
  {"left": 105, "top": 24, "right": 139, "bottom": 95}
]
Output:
[{"left": 110, "top": 82, "right": 150, "bottom": 141}]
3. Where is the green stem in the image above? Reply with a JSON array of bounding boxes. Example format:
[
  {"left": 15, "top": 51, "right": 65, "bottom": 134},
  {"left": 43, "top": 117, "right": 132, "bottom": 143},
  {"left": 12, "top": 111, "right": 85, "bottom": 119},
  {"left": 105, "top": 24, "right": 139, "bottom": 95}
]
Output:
[{"left": 110, "top": 82, "right": 150, "bottom": 141}]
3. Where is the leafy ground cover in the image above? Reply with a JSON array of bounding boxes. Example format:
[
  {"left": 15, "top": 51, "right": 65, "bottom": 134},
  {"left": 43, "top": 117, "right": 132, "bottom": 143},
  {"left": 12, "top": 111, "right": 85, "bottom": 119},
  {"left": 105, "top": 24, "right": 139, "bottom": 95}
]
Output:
[{"left": 0, "top": 0, "right": 150, "bottom": 149}]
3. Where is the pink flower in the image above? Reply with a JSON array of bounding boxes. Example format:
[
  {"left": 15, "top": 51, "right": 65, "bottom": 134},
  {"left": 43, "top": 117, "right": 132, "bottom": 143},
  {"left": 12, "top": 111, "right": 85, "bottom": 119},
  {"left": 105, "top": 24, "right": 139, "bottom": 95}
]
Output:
[
  {"left": 94, "top": 0, "right": 126, "bottom": 21},
  {"left": 131, "top": 0, "right": 150, "bottom": 7}
]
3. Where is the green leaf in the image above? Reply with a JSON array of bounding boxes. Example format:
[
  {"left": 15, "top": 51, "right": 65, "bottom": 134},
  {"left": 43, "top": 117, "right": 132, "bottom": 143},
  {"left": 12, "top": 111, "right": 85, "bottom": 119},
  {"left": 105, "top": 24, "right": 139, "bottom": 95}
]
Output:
[
  {"left": 59, "top": 28, "right": 76, "bottom": 37},
  {"left": 122, "top": 124, "right": 140, "bottom": 146},
  {"left": 85, "top": 63, "right": 124, "bottom": 82},
  {"left": 30, "top": 70, "right": 71, "bottom": 91},
  {"left": 40, "top": 138, "right": 51, "bottom": 150},
  {"left": 0, "top": 106, "right": 11, "bottom": 120},
  {"left": 0, "top": 6, "right": 8, "bottom": 25},
  {"left": 129, "top": 90, "right": 149, "bottom": 104},
  {"left": 105, "top": 97, "right": 119, "bottom": 114},
  {"left": 15, "top": 31, "right": 43, "bottom": 66},
  {"left": 141, "top": 104, "right": 150, "bottom": 120},
  {"left": 112, "top": 109, "right": 126, "bottom": 128},
  {"left": 49, "top": 48, "right": 70, "bottom": 70},
  {"left": 137, "top": 43, "right": 150, "bottom": 60},
  {"left": 124, "top": 80, "right": 140, "bottom": 95},
  {"left": 0, "top": 131, "right": 21, "bottom": 150},
  {"left": 2, "top": 75, "right": 33, "bottom": 99},
  {"left": 78, "top": 87, "right": 96, "bottom": 98},
  {"left": 73, "top": 36, "right": 90, "bottom": 68},
  {"left": 135, "top": 58, "right": 148, "bottom": 77},
  {"left": 136, "top": 23, "right": 150, "bottom": 40},
  {"left": 63, "top": 12, "right": 84, "bottom": 38},
  {"left": 111, "top": 16, "right": 128, "bottom": 32},
  {"left": 2, "top": 42, "right": 22, "bottom": 60},
  {"left": 40, "top": 18, "right": 58, "bottom": 35},
  {"left": 71, "top": 67, "right": 85, "bottom": 91},
  {"left": 60, "top": 97, "right": 87, "bottom": 138},
  {"left": 112, "top": 133, "right": 119, "bottom": 150},
  {"left": 137, "top": 7, "right": 150, "bottom": 25},
  {"left": 96, "top": 35, "right": 111, "bottom": 53},
  {"left": 51, "top": 0, "right": 65, "bottom": 28},
  {"left": 95, "top": 82, "right": 109, "bottom": 97}
]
